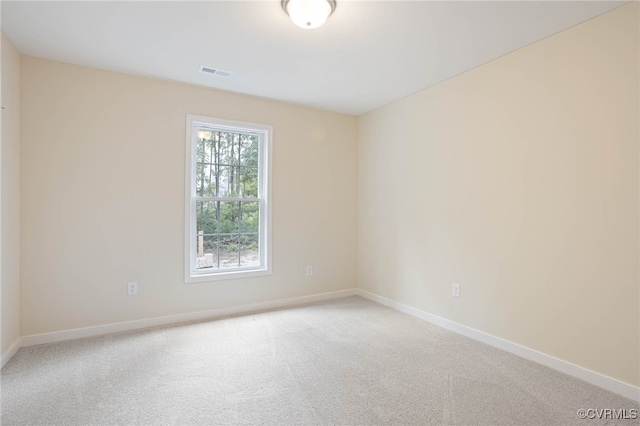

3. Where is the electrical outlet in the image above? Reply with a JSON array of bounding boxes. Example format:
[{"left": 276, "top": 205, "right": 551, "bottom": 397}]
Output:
[
  {"left": 128, "top": 282, "right": 137, "bottom": 295},
  {"left": 306, "top": 266, "right": 313, "bottom": 276},
  {"left": 452, "top": 283, "right": 460, "bottom": 298}
]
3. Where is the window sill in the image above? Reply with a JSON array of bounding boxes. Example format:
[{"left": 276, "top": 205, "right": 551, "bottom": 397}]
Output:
[{"left": 185, "top": 267, "right": 272, "bottom": 284}]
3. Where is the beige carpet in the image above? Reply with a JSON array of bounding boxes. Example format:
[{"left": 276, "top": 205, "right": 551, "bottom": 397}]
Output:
[{"left": 1, "top": 296, "right": 638, "bottom": 425}]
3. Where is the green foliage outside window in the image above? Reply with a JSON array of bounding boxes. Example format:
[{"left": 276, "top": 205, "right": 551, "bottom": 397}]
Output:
[{"left": 195, "top": 130, "right": 260, "bottom": 268}]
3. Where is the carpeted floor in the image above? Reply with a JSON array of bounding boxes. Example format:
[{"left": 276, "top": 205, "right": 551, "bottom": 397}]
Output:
[{"left": 1, "top": 296, "right": 638, "bottom": 425}]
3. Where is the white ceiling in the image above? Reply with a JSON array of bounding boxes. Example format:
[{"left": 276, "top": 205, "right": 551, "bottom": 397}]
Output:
[{"left": 1, "top": 1, "right": 626, "bottom": 115}]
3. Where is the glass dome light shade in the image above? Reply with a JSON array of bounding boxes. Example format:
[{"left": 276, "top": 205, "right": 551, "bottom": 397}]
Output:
[{"left": 282, "top": 0, "right": 336, "bottom": 30}]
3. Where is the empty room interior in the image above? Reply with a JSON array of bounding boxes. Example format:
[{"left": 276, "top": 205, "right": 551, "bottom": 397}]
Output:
[{"left": 1, "top": 0, "right": 639, "bottom": 424}]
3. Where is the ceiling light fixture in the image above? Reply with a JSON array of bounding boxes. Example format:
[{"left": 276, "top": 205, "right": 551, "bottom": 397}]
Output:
[{"left": 281, "top": 0, "right": 336, "bottom": 30}]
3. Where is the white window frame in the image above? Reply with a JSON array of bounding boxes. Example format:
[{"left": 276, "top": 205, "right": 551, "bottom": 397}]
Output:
[{"left": 184, "top": 115, "right": 272, "bottom": 283}]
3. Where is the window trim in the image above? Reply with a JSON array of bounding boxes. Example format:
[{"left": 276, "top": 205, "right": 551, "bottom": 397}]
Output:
[{"left": 184, "top": 115, "right": 272, "bottom": 283}]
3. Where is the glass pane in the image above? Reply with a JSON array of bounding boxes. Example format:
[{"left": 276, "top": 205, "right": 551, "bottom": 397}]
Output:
[
  {"left": 196, "top": 130, "right": 219, "bottom": 197},
  {"left": 240, "top": 234, "right": 259, "bottom": 267},
  {"left": 196, "top": 235, "right": 218, "bottom": 270},
  {"left": 240, "top": 202, "right": 259, "bottom": 233},
  {"left": 240, "top": 135, "right": 259, "bottom": 167},
  {"left": 196, "top": 130, "right": 214, "bottom": 165},
  {"left": 217, "top": 166, "right": 239, "bottom": 198},
  {"left": 196, "top": 201, "right": 218, "bottom": 235},
  {"left": 218, "top": 132, "right": 240, "bottom": 166},
  {"left": 196, "top": 162, "right": 217, "bottom": 197},
  {"left": 196, "top": 130, "right": 259, "bottom": 199},
  {"left": 218, "top": 202, "right": 240, "bottom": 235},
  {"left": 219, "top": 236, "right": 239, "bottom": 269},
  {"left": 239, "top": 167, "right": 258, "bottom": 198}
]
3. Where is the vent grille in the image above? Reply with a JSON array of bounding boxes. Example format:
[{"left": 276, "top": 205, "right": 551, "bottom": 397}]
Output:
[{"left": 199, "top": 65, "right": 232, "bottom": 77}]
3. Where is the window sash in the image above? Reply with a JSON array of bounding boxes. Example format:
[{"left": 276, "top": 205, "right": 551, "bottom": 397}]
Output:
[{"left": 190, "top": 198, "right": 265, "bottom": 275}]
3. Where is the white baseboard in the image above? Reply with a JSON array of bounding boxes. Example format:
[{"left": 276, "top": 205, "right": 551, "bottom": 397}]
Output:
[
  {"left": 1, "top": 338, "right": 22, "bottom": 369},
  {"left": 356, "top": 289, "right": 640, "bottom": 402},
  {"left": 16, "top": 288, "right": 356, "bottom": 349},
  {"left": 7, "top": 287, "right": 638, "bottom": 402}
]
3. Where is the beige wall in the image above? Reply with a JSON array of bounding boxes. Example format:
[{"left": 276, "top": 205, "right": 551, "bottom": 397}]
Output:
[
  {"left": 8, "top": 2, "right": 639, "bottom": 390},
  {"left": 1, "top": 32, "right": 21, "bottom": 356},
  {"left": 20, "top": 56, "right": 357, "bottom": 335},
  {"left": 358, "top": 3, "right": 639, "bottom": 387}
]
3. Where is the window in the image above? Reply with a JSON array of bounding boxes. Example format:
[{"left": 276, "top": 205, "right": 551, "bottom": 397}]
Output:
[{"left": 185, "top": 115, "right": 271, "bottom": 282}]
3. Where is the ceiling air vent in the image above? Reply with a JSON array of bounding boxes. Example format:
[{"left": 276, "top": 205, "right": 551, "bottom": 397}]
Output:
[{"left": 199, "top": 65, "right": 232, "bottom": 77}]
